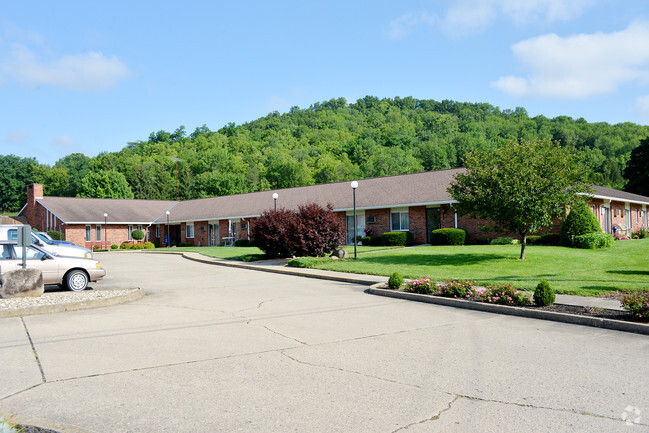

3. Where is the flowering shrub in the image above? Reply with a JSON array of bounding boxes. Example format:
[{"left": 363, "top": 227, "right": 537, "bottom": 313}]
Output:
[
  {"left": 621, "top": 291, "right": 649, "bottom": 319},
  {"left": 482, "top": 284, "right": 531, "bottom": 306},
  {"left": 405, "top": 277, "right": 435, "bottom": 294},
  {"left": 435, "top": 280, "right": 482, "bottom": 299}
]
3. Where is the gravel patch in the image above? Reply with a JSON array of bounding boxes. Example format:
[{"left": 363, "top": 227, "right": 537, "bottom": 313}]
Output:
[{"left": 0, "top": 288, "right": 140, "bottom": 314}]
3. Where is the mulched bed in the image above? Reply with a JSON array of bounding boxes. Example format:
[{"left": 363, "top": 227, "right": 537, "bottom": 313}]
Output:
[{"left": 521, "top": 303, "right": 643, "bottom": 322}]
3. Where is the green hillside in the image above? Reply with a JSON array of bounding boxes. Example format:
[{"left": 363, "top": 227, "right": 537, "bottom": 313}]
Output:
[{"left": 2, "top": 96, "right": 648, "bottom": 211}]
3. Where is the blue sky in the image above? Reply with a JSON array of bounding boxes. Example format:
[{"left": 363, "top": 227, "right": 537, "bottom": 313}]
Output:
[{"left": 2, "top": 0, "right": 649, "bottom": 165}]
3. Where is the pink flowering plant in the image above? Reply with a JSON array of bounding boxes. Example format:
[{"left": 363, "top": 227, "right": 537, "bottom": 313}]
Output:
[
  {"left": 405, "top": 276, "right": 435, "bottom": 294},
  {"left": 435, "top": 280, "right": 482, "bottom": 299},
  {"left": 621, "top": 291, "right": 649, "bottom": 319},
  {"left": 482, "top": 284, "right": 531, "bottom": 306}
]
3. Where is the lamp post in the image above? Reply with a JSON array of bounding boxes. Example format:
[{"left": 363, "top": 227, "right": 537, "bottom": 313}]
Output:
[
  {"left": 351, "top": 181, "right": 358, "bottom": 260},
  {"left": 103, "top": 213, "right": 108, "bottom": 251},
  {"left": 272, "top": 192, "right": 278, "bottom": 211},
  {"left": 166, "top": 210, "right": 170, "bottom": 247}
]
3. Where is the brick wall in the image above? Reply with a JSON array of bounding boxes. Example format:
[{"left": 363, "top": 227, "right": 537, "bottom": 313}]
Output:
[{"left": 408, "top": 206, "right": 427, "bottom": 244}]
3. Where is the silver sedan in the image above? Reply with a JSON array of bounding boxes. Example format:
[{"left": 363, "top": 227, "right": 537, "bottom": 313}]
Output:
[{"left": 0, "top": 241, "right": 106, "bottom": 291}]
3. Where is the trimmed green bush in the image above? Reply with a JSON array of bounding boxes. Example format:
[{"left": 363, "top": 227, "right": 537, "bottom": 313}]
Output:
[
  {"left": 234, "top": 239, "right": 254, "bottom": 247},
  {"left": 120, "top": 242, "right": 132, "bottom": 250},
  {"left": 574, "top": 232, "right": 614, "bottom": 249},
  {"left": 536, "top": 233, "right": 560, "bottom": 245},
  {"left": 132, "top": 243, "right": 145, "bottom": 249},
  {"left": 111, "top": 244, "right": 118, "bottom": 250},
  {"left": 621, "top": 291, "right": 649, "bottom": 319},
  {"left": 474, "top": 237, "right": 491, "bottom": 245},
  {"left": 92, "top": 245, "right": 102, "bottom": 251},
  {"left": 131, "top": 229, "right": 145, "bottom": 242},
  {"left": 381, "top": 231, "right": 408, "bottom": 246},
  {"left": 143, "top": 241, "right": 155, "bottom": 249},
  {"left": 560, "top": 201, "right": 602, "bottom": 247},
  {"left": 47, "top": 230, "right": 64, "bottom": 241},
  {"left": 361, "top": 236, "right": 371, "bottom": 245},
  {"left": 430, "top": 228, "right": 466, "bottom": 245},
  {"left": 490, "top": 237, "right": 519, "bottom": 245},
  {"left": 368, "top": 235, "right": 383, "bottom": 246},
  {"left": 388, "top": 272, "right": 404, "bottom": 290},
  {"left": 526, "top": 235, "right": 542, "bottom": 244},
  {"left": 533, "top": 280, "right": 555, "bottom": 306}
]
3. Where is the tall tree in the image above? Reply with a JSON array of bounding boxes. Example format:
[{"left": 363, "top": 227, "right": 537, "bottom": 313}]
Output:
[
  {"left": 624, "top": 136, "right": 649, "bottom": 196},
  {"left": 448, "top": 139, "right": 591, "bottom": 260},
  {"left": 77, "top": 170, "right": 135, "bottom": 199}
]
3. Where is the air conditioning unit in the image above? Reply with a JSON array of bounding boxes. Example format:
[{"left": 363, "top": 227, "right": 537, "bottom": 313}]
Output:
[{"left": 366, "top": 215, "right": 376, "bottom": 223}]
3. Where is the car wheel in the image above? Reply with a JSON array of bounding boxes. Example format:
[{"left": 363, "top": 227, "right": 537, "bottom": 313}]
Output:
[{"left": 65, "top": 270, "right": 89, "bottom": 291}]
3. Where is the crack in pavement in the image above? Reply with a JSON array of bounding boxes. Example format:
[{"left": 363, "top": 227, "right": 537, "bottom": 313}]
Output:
[
  {"left": 20, "top": 317, "right": 46, "bottom": 383},
  {"left": 391, "top": 395, "right": 460, "bottom": 433},
  {"left": 263, "top": 325, "right": 307, "bottom": 345}
]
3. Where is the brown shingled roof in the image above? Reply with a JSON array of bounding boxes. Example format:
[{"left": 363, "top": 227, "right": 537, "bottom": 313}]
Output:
[
  {"left": 164, "top": 168, "right": 465, "bottom": 222},
  {"left": 590, "top": 186, "right": 649, "bottom": 204},
  {"left": 37, "top": 197, "right": 178, "bottom": 224}
]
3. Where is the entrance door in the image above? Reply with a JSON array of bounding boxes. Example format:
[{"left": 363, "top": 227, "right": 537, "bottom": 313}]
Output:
[
  {"left": 426, "top": 208, "right": 441, "bottom": 243},
  {"left": 208, "top": 224, "right": 219, "bottom": 246},
  {"left": 346, "top": 215, "right": 365, "bottom": 245}
]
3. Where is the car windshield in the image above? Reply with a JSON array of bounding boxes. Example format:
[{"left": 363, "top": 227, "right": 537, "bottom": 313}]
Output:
[{"left": 32, "top": 231, "right": 54, "bottom": 245}]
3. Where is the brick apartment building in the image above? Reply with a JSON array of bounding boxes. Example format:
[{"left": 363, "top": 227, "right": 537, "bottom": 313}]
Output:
[{"left": 17, "top": 168, "right": 649, "bottom": 249}]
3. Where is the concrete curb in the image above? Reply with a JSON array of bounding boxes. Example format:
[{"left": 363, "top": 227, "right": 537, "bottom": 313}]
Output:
[
  {"left": 368, "top": 286, "right": 649, "bottom": 336},
  {"left": 181, "top": 253, "right": 380, "bottom": 285},
  {"left": 0, "top": 288, "right": 144, "bottom": 318}
]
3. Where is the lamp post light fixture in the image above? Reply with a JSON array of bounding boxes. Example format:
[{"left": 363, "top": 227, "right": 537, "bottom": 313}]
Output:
[
  {"left": 103, "top": 213, "right": 108, "bottom": 251},
  {"left": 351, "top": 181, "right": 358, "bottom": 260},
  {"left": 272, "top": 192, "right": 278, "bottom": 211},
  {"left": 166, "top": 210, "right": 170, "bottom": 247}
]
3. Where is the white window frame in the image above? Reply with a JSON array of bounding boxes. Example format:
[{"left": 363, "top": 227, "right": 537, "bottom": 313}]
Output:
[
  {"left": 96, "top": 225, "right": 102, "bottom": 241},
  {"left": 390, "top": 208, "right": 409, "bottom": 231},
  {"left": 186, "top": 222, "right": 194, "bottom": 239},
  {"left": 156, "top": 225, "right": 160, "bottom": 238},
  {"left": 128, "top": 225, "right": 133, "bottom": 241},
  {"left": 85, "top": 225, "right": 91, "bottom": 242}
]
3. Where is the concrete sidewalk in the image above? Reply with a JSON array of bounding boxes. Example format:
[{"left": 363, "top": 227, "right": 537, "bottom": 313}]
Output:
[{"left": 181, "top": 252, "right": 626, "bottom": 311}]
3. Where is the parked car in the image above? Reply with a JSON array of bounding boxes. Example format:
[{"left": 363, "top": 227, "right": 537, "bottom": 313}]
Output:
[
  {"left": 0, "top": 225, "right": 93, "bottom": 259},
  {"left": 38, "top": 232, "right": 75, "bottom": 246},
  {"left": 0, "top": 241, "right": 105, "bottom": 291}
]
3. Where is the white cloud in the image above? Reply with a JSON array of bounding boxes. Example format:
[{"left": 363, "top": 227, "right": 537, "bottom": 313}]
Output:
[
  {"left": 1, "top": 44, "right": 131, "bottom": 91},
  {"left": 51, "top": 135, "right": 77, "bottom": 152},
  {"left": 492, "top": 22, "right": 649, "bottom": 99},
  {"left": 388, "top": 12, "right": 436, "bottom": 40},
  {"left": 5, "top": 129, "right": 29, "bottom": 144},
  {"left": 635, "top": 94, "right": 649, "bottom": 121},
  {"left": 392, "top": 0, "right": 596, "bottom": 38}
]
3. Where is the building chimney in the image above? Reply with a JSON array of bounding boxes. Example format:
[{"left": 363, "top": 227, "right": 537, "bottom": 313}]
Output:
[{"left": 27, "top": 184, "right": 44, "bottom": 207}]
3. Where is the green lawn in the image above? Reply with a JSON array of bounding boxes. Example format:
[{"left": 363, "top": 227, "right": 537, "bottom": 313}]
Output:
[
  {"left": 154, "top": 246, "right": 265, "bottom": 261},
  {"left": 310, "top": 240, "right": 649, "bottom": 296}
]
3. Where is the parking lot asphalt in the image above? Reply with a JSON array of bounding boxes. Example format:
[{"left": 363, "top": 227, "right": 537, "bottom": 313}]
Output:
[{"left": 1, "top": 253, "right": 647, "bottom": 432}]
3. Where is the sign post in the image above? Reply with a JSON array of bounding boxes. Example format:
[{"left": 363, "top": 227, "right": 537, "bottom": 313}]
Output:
[{"left": 16, "top": 225, "right": 31, "bottom": 269}]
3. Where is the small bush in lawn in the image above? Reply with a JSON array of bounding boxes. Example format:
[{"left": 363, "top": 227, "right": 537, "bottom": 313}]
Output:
[
  {"left": 536, "top": 233, "right": 560, "bottom": 245},
  {"left": 234, "top": 239, "right": 254, "bottom": 247},
  {"left": 132, "top": 243, "right": 145, "bottom": 249},
  {"left": 381, "top": 231, "right": 408, "bottom": 246},
  {"left": 575, "top": 232, "right": 614, "bottom": 249},
  {"left": 621, "top": 291, "right": 649, "bottom": 319},
  {"left": 131, "top": 229, "right": 145, "bottom": 243},
  {"left": 533, "top": 280, "right": 555, "bottom": 306},
  {"left": 369, "top": 235, "right": 383, "bottom": 246},
  {"left": 474, "top": 237, "right": 491, "bottom": 245},
  {"left": 120, "top": 242, "right": 132, "bottom": 250},
  {"left": 405, "top": 276, "right": 435, "bottom": 294},
  {"left": 435, "top": 280, "right": 481, "bottom": 298},
  {"left": 361, "top": 236, "right": 371, "bottom": 245},
  {"left": 490, "top": 237, "right": 519, "bottom": 245},
  {"left": 482, "top": 284, "right": 531, "bottom": 306},
  {"left": 92, "top": 245, "right": 102, "bottom": 251},
  {"left": 559, "top": 200, "right": 602, "bottom": 247},
  {"left": 143, "top": 241, "right": 155, "bottom": 249},
  {"left": 388, "top": 272, "right": 404, "bottom": 290},
  {"left": 111, "top": 244, "right": 118, "bottom": 250},
  {"left": 430, "top": 228, "right": 466, "bottom": 245},
  {"left": 526, "top": 235, "right": 541, "bottom": 244}
]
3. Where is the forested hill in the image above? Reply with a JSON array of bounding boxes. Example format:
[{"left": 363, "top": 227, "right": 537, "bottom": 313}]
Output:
[{"left": 2, "top": 96, "right": 649, "bottom": 211}]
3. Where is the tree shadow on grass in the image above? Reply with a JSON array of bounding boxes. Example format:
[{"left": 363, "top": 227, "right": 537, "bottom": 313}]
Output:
[
  {"left": 606, "top": 270, "right": 649, "bottom": 276},
  {"left": 358, "top": 253, "right": 512, "bottom": 267}
]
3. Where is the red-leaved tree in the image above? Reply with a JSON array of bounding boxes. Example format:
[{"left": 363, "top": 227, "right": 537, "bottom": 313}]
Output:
[{"left": 251, "top": 203, "right": 345, "bottom": 258}]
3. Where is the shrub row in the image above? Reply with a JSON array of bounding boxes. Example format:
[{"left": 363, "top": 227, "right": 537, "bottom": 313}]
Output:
[
  {"left": 234, "top": 239, "right": 254, "bottom": 247},
  {"left": 119, "top": 242, "right": 155, "bottom": 250},
  {"left": 621, "top": 291, "right": 649, "bottom": 319},
  {"left": 430, "top": 228, "right": 466, "bottom": 245},
  {"left": 490, "top": 237, "right": 519, "bottom": 245},
  {"left": 574, "top": 232, "right": 614, "bottom": 249}
]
